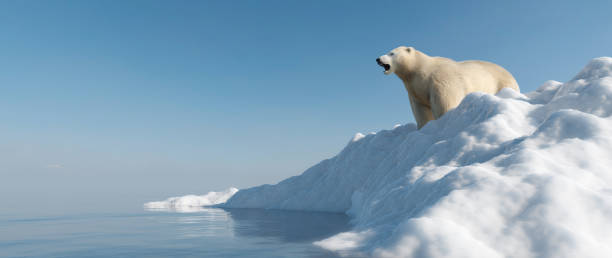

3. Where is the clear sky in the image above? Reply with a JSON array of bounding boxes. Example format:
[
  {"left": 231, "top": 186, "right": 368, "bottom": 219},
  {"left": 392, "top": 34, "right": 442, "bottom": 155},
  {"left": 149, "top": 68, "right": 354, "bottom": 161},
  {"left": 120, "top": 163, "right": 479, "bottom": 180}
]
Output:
[{"left": 1, "top": 0, "right": 611, "bottom": 214}]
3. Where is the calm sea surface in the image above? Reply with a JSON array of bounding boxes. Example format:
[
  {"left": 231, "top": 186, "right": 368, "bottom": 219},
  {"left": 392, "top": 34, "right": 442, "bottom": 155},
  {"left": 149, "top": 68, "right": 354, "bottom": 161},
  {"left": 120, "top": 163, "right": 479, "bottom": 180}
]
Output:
[{"left": 0, "top": 207, "right": 352, "bottom": 258}]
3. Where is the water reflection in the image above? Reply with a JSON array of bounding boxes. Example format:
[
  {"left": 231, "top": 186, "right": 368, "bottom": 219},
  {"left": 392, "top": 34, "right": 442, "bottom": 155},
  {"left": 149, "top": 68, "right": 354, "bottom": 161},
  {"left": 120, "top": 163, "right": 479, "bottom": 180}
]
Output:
[
  {"left": 142, "top": 206, "right": 352, "bottom": 257},
  {"left": 222, "top": 208, "right": 352, "bottom": 243},
  {"left": 144, "top": 205, "right": 352, "bottom": 243},
  {"left": 143, "top": 207, "right": 235, "bottom": 238}
]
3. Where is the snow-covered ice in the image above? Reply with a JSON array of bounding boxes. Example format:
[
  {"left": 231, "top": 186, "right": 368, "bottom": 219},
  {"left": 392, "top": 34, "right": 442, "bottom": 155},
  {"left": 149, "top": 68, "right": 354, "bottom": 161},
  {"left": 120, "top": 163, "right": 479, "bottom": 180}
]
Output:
[
  {"left": 144, "top": 187, "right": 238, "bottom": 212},
  {"left": 219, "top": 57, "right": 612, "bottom": 257}
]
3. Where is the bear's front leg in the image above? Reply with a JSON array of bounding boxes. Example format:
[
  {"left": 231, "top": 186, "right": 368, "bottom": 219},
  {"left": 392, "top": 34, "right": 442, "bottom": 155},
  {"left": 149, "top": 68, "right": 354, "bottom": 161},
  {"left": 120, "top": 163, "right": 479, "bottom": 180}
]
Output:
[
  {"left": 429, "top": 86, "right": 462, "bottom": 120},
  {"left": 409, "top": 94, "right": 434, "bottom": 129}
]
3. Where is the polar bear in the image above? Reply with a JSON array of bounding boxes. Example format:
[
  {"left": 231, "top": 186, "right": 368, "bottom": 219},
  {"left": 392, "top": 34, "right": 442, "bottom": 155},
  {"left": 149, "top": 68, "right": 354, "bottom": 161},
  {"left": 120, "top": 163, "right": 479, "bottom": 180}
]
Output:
[{"left": 377, "top": 46, "right": 519, "bottom": 129}]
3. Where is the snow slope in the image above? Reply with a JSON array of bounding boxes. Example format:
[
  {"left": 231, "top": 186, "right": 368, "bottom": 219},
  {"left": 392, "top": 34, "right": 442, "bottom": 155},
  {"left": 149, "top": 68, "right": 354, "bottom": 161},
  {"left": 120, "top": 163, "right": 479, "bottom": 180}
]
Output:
[{"left": 221, "top": 58, "right": 612, "bottom": 257}]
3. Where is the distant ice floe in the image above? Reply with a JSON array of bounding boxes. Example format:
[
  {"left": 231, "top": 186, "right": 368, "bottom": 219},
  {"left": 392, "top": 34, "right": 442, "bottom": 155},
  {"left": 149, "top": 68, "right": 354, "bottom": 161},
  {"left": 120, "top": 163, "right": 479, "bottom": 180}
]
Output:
[
  {"left": 144, "top": 187, "right": 238, "bottom": 213},
  {"left": 218, "top": 57, "right": 612, "bottom": 258}
]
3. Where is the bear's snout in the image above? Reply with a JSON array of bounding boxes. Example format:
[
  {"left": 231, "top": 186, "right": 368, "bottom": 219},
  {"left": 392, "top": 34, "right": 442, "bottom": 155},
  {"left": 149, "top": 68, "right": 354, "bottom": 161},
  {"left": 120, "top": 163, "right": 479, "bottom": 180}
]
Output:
[{"left": 376, "top": 57, "right": 391, "bottom": 72}]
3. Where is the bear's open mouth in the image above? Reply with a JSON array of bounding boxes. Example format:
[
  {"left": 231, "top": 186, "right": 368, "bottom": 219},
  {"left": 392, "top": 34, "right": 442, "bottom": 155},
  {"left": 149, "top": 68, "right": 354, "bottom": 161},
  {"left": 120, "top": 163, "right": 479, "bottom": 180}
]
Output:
[{"left": 377, "top": 59, "right": 391, "bottom": 71}]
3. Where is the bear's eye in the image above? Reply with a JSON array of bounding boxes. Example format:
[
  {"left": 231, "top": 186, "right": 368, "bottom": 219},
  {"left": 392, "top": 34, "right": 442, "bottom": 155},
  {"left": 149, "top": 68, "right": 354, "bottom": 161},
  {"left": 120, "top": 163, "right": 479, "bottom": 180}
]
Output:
[{"left": 389, "top": 53, "right": 394, "bottom": 56}]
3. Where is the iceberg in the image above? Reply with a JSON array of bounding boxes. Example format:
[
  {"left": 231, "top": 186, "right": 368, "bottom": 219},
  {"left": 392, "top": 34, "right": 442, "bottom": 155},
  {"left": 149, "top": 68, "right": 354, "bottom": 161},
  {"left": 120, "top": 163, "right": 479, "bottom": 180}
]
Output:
[{"left": 220, "top": 58, "right": 612, "bottom": 257}]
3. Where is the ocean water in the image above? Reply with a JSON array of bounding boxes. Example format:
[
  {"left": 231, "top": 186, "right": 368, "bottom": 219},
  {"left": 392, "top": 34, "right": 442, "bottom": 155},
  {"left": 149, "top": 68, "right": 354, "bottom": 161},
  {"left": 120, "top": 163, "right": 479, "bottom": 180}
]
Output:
[{"left": 0, "top": 208, "right": 352, "bottom": 258}]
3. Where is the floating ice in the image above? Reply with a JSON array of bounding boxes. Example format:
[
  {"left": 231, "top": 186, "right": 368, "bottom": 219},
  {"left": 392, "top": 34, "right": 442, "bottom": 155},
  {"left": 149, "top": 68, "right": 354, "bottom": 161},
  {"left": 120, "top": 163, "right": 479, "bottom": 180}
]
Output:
[{"left": 144, "top": 187, "right": 238, "bottom": 213}]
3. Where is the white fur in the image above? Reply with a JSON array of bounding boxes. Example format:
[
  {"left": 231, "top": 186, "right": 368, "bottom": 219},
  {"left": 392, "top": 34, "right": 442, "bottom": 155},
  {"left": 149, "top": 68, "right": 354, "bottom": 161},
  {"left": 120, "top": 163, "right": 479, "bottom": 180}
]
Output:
[{"left": 378, "top": 46, "right": 520, "bottom": 129}]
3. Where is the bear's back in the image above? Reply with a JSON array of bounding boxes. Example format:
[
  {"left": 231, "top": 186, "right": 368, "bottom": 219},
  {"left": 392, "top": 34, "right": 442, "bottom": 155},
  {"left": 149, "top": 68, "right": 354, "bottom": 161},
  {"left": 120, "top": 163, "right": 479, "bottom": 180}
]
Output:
[{"left": 457, "top": 60, "right": 519, "bottom": 92}]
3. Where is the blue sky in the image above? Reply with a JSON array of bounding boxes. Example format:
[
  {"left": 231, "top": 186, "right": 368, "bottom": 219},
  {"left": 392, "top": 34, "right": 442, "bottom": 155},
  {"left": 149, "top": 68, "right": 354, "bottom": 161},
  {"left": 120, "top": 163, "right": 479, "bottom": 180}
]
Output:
[{"left": 1, "top": 1, "right": 611, "bottom": 214}]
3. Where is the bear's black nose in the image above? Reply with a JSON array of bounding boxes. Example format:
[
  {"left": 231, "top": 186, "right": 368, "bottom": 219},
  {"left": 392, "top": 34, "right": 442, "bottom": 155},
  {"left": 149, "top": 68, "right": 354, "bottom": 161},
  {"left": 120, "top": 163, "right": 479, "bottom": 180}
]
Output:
[{"left": 376, "top": 58, "right": 381, "bottom": 64}]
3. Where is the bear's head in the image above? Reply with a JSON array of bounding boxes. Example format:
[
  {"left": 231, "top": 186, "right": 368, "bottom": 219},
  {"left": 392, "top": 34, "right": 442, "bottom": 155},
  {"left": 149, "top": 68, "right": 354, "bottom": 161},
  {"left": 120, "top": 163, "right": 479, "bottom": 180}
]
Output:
[{"left": 376, "top": 46, "right": 415, "bottom": 75}]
